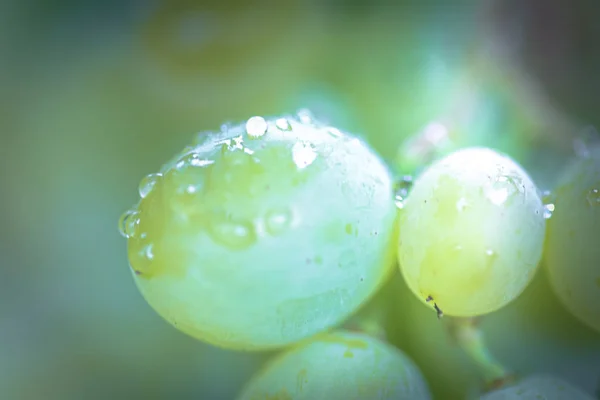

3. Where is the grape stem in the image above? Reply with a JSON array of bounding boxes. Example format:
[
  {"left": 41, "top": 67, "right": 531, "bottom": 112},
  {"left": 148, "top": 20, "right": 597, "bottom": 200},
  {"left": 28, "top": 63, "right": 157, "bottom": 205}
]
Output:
[{"left": 446, "top": 317, "right": 515, "bottom": 390}]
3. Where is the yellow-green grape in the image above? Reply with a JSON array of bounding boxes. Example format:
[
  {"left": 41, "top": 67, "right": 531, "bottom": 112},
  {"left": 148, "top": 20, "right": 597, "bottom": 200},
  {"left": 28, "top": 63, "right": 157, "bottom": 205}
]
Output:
[
  {"left": 237, "top": 330, "right": 431, "bottom": 400},
  {"left": 119, "top": 114, "right": 397, "bottom": 350},
  {"left": 398, "top": 147, "right": 545, "bottom": 317},
  {"left": 480, "top": 375, "right": 594, "bottom": 400},
  {"left": 545, "top": 145, "right": 600, "bottom": 332}
]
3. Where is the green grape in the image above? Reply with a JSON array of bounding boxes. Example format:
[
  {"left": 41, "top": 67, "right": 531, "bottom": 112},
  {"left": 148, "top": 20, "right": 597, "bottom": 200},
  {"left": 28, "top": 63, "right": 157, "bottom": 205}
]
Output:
[
  {"left": 119, "top": 114, "right": 397, "bottom": 350},
  {"left": 480, "top": 375, "right": 594, "bottom": 399},
  {"left": 236, "top": 330, "right": 431, "bottom": 400},
  {"left": 398, "top": 147, "right": 546, "bottom": 317},
  {"left": 545, "top": 145, "right": 600, "bottom": 332}
]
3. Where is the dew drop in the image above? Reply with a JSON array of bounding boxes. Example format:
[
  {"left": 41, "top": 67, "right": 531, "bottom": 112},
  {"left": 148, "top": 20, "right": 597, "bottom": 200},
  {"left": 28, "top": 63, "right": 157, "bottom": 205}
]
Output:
[
  {"left": 587, "top": 188, "right": 600, "bottom": 206},
  {"left": 542, "top": 190, "right": 556, "bottom": 219},
  {"left": 292, "top": 141, "right": 317, "bottom": 169},
  {"left": 208, "top": 219, "right": 257, "bottom": 250},
  {"left": 488, "top": 175, "right": 524, "bottom": 206},
  {"left": 220, "top": 122, "right": 233, "bottom": 133},
  {"left": 297, "top": 109, "right": 313, "bottom": 124},
  {"left": 275, "top": 118, "right": 292, "bottom": 131},
  {"left": 138, "top": 173, "right": 162, "bottom": 198},
  {"left": 394, "top": 176, "right": 413, "bottom": 209},
  {"left": 175, "top": 153, "right": 215, "bottom": 170},
  {"left": 265, "top": 208, "right": 293, "bottom": 236},
  {"left": 543, "top": 204, "right": 555, "bottom": 219},
  {"left": 245, "top": 116, "right": 268, "bottom": 138},
  {"left": 326, "top": 126, "right": 342, "bottom": 138},
  {"left": 141, "top": 243, "right": 154, "bottom": 260},
  {"left": 485, "top": 249, "right": 495, "bottom": 257},
  {"left": 395, "top": 195, "right": 405, "bottom": 209},
  {"left": 118, "top": 209, "right": 140, "bottom": 238}
]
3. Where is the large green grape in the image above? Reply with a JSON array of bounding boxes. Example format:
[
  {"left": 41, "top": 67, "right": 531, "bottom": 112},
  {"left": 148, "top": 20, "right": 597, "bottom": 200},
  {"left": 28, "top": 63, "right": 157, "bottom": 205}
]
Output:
[
  {"left": 480, "top": 375, "right": 594, "bottom": 399},
  {"left": 398, "top": 147, "right": 546, "bottom": 317},
  {"left": 236, "top": 330, "right": 431, "bottom": 400},
  {"left": 545, "top": 145, "right": 600, "bottom": 332},
  {"left": 119, "top": 114, "right": 397, "bottom": 350}
]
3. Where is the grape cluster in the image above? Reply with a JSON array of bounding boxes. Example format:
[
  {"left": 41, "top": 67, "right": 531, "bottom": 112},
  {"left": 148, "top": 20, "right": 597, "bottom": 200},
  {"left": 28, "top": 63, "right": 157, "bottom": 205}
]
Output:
[{"left": 119, "top": 112, "right": 599, "bottom": 399}]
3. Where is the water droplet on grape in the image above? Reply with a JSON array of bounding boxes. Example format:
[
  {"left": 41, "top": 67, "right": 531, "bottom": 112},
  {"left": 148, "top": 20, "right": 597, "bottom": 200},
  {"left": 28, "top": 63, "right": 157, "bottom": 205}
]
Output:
[
  {"left": 245, "top": 116, "right": 267, "bottom": 138},
  {"left": 275, "top": 118, "right": 292, "bottom": 131},
  {"left": 118, "top": 209, "right": 140, "bottom": 238},
  {"left": 587, "top": 188, "right": 600, "bottom": 206},
  {"left": 395, "top": 195, "right": 405, "bottom": 209},
  {"left": 297, "top": 109, "right": 313, "bottom": 124},
  {"left": 176, "top": 153, "right": 215, "bottom": 170},
  {"left": 141, "top": 244, "right": 154, "bottom": 260},
  {"left": 394, "top": 176, "right": 412, "bottom": 209},
  {"left": 488, "top": 175, "right": 524, "bottom": 206},
  {"left": 220, "top": 122, "right": 232, "bottom": 133},
  {"left": 208, "top": 219, "right": 257, "bottom": 250},
  {"left": 542, "top": 190, "right": 556, "bottom": 219},
  {"left": 292, "top": 141, "right": 317, "bottom": 169},
  {"left": 265, "top": 208, "right": 293, "bottom": 236},
  {"left": 326, "top": 127, "right": 342, "bottom": 138},
  {"left": 138, "top": 173, "right": 162, "bottom": 198}
]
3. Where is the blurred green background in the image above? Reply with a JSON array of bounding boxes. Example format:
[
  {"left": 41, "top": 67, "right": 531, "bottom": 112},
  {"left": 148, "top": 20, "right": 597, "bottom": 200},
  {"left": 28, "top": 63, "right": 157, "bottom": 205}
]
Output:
[{"left": 2, "top": 0, "right": 599, "bottom": 399}]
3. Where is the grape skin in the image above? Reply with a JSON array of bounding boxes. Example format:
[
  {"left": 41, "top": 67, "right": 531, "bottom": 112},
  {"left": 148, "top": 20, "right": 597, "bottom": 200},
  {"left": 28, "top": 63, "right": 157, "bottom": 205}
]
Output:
[
  {"left": 122, "top": 115, "right": 397, "bottom": 350},
  {"left": 398, "top": 147, "right": 546, "bottom": 317},
  {"left": 236, "top": 330, "right": 431, "bottom": 400},
  {"left": 545, "top": 145, "right": 600, "bottom": 333},
  {"left": 480, "top": 375, "right": 594, "bottom": 399}
]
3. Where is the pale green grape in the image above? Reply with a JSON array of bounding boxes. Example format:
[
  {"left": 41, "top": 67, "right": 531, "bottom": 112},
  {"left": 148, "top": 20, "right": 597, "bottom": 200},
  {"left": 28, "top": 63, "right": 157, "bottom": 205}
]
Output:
[
  {"left": 119, "top": 114, "right": 397, "bottom": 350},
  {"left": 398, "top": 147, "right": 546, "bottom": 317},
  {"left": 545, "top": 145, "right": 600, "bottom": 332},
  {"left": 480, "top": 375, "right": 594, "bottom": 399},
  {"left": 237, "top": 330, "right": 431, "bottom": 400}
]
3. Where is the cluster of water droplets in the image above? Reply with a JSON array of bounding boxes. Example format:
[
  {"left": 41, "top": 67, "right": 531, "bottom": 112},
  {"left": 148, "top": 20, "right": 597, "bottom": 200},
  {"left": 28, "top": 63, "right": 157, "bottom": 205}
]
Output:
[
  {"left": 541, "top": 190, "right": 556, "bottom": 219},
  {"left": 394, "top": 176, "right": 413, "bottom": 209},
  {"left": 119, "top": 111, "right": 343, "bottom": 253}
]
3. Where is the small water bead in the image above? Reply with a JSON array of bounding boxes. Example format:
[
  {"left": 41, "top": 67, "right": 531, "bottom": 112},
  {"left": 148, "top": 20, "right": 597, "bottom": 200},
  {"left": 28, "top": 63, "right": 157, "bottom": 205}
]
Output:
[
  {"left": 297, "top": 109, "right": 314, "bottom": 124},
  {"left": 138, "top": 173, "right": 162, "bottom": 198},
  {"left": 175, "top": 153, "right": 215, "bottom": 170},
  {"left": 245, "top": 116, "right": 268, "bottom": 138},
  {"left": 394, "top": 176, "right": 413, "bottom": 209},
  {"left": 207, "top": 218, "right": 257, "bottom": 250},
  {"left": 275, "top": 118, "right": 292, "bottom": 131},
  {"left": 487, "top": 175, "right": 524, "bottom": 206},
  {"left": 395, "top": 195, "right": 405, "bottom": 209},
  {"left": 292, "top": 141, "right": 317, "bottom": 169},
  {"left": 118, "top": 209, "right": 140, "bottom": 238},
  {"left": 541, "top": 190, "right": 556, "bottom": 219},
  {"left": 587, "top": 188, "right": 600, "bottom": 206},
  {"left": 265, "top": 208, "right": 293, "bottom": 236},
  {"left": 141, "top": 243, "right": 154, "bottom": 261},
  {"left": 326, "top": 126, "right": 342, "bottom": 138}
]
